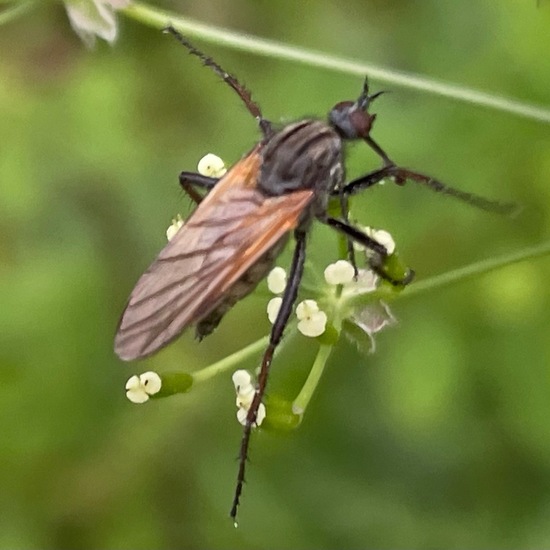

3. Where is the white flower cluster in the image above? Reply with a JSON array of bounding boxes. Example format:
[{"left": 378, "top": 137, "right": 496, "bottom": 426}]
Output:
[
  {"left": 232, "top": 370, "right": 266, "bottom": 427},
  {"left": 125, "top": 371, "right": 162, "bottom": 404},
  {"left": 266, "top": 257, "right": 365, "bottom": 338},
  {"left": 266, "top": 267, "right": 328, "bottom": 338}
]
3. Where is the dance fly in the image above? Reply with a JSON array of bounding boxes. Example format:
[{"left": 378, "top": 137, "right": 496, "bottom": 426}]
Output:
[{"left": 115, "top": 26, "right": 515, "bottom": 523}]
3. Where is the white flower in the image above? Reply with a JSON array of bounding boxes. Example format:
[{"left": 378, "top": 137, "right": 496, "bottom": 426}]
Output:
[
  {"left": 324, "top": 260, "right": 355, "bottom": 285},
  {"left": 348, "top": 301, "right": 397, "bottom": 353},
  {"left": 237, "top": 402, "right": 266, "bottom": 427},
  {"left": 236, "top": 386, "right": 255, "bottom": 409},
  {"left": 296, "top": 300, "right": 327, "bottom": 337},
  {"left": 341, "top": 268, "right": 379, "bottom": 297},
  {"left": 197, "top": 153, "right": 227, "bottom": 178},
  {"left": 267, "top": 267, "right": 287, "bottom": 294},
  {"left": 125, "top": 371, "right": 162, "bottom": 404},
  {"left": 232, "top": 370, "right": 265, "bottom": 427},
  {"left": 166, "top": 214, "right": 184, "bottom": 241},
  {"left": 64, "top": 0, "right": 129, "bottom": 47},
  {"left": 267, "top": 297, "right": 283, "bottom": 324},
  {"left": 353, "top": 226, "right": 396, "bottom": 255}
]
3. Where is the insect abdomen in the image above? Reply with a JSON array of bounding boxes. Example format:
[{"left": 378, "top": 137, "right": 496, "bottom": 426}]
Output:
[{"left": 195, "top": 234, "right": 289, "bottom": 339}]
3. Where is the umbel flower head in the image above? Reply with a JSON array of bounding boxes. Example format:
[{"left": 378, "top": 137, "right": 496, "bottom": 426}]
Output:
[
  {"left": 123, "top": 150, "right": 409, "bottom": 436},
  {"left": 265, "top": 241, "right": 400, "bottom": 348}
]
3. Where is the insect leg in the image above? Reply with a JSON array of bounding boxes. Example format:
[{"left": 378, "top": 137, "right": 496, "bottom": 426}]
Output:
[
  {"left": 323, "top": 217, "right": 415, "bottom": 286},
  {"left": 340, "top": 165, "right": 518, "bottom": 215},
  {"left": 179, "top": 171, "right": 218, "bottom": 205},
  {"left": 337, "top": 189, "right": 359, "bottom": 278},
  {"left": 164, "top": 26, "right": 273, "bottom": 138},
  {"left": 334, "top": 165, "right": 399, "bottom": 198},
  {"left": 333, "top": 166, "right": 395, "bottom": 275},
  {"left": 230, "top": 230, "right": 307, "bottom": 524}
]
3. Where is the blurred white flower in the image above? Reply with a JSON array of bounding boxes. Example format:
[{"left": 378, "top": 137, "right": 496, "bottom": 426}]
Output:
[
  {"left": 125, "top": 371, "right": 162, "bottom": 404},
  {"left": 64, "top": 0, "right": 129, "bottom": 47},
  {"left": 197, "top": 153, "right": 227, "bottom": 178},
  {"left": 267, "top": 266, "right": 287, "bottom": 294},
  {"left": 166, "top": 214, "right": 184, "bottom": 241},
  {"left": 296, "top": 300, "right": 327, "bottom": 337}
]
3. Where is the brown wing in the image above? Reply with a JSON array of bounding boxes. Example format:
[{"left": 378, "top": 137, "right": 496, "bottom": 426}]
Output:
[{"left": 115, "top": 147, "right": 314, "bottom": 361}]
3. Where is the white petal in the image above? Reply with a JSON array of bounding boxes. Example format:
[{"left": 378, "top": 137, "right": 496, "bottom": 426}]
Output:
[
  {"left": 341, "top": 269, "right": 379, "bottom": 297},
  {"left": 126, "top": 388, "right": 149, "bottom": 404},
  {"left": 236, "top": 384, "right": 255, "bottom": 405},
  {"left": 232, "top": 369, "right": 252, "bottom": 391},
  {"left": 255, "top": 403, "right": 266, "bottom": 426},
  {"left": 267, "top": 297, "right": 283, "bottom": 324},
  {"left": 139, "top": 371, "right": 162, "bottom": 395},
  {"left": 64, "top": 0, "right": 123, "bottom": 47},
  {"left": 353, "top": 226, "right": 395, "bottom": 255},
  {"left": 236, "top": 404, "right": 266, "bottom": 427},
  {"left": 324, "top": 260, "right": 355, "bottom": 285},
  {"left": 236, "top": 387, "right": 255, "bottom": 409},
  {"left": 372, "top": 229, "right": 396, "bottom": 255},
  {"left": 298, "top": 310, "right": 327, "bottom": 337},
  {"left": 267, "top": 267, "right": 287, "bottom": 294},
  {"left": 166, "top": 215, "right": 184, "bottom": 241},
  {"left": 197, "top": 153, "right": 227, "bottom": 177},
  {"left": 125, "top": 374, "right": 141, "bottom": 391},
  {"left": 296, "top": 299, "right": 319, "bottom": 321},
  {"left": 237, "top": 407, "right": 248, "bottom": 426}
]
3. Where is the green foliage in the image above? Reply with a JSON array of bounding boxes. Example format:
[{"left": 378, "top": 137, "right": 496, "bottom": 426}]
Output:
[{"left": 1, "top": 1, "right": 550, "bottom": 548}]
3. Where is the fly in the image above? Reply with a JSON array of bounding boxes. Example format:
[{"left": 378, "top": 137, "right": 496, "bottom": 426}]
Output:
[{"left": 115, "top": 26, "right": 515, "bottom": 523}]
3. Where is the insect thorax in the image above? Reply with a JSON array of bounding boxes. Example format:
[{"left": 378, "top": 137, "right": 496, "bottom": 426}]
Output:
[{"left": 259, "top": 120, "right": 344, "bottom": 204}]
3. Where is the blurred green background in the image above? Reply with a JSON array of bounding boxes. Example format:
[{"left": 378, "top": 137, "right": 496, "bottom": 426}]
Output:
[{"left": 1, "top": 1, "right": 550, "bottom": 548}]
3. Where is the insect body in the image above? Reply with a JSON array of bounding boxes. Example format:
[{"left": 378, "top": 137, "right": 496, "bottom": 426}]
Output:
[{"left": 115, "top": 27, "right": 515, "bottom": 523}]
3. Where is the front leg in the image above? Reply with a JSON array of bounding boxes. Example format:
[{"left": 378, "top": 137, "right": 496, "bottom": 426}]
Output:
[
  {"left": 323, "top": 217, "right": 414, "bottom": 286},
  {"left": 338, "top": 165, "right": 516, "bottom": 215},
  {"left": 179, "top": 171, "right": 219, "bottom": 205}
]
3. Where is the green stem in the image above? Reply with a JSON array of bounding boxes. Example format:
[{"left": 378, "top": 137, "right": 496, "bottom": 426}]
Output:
[
  {"left": 192, "top": 335, "right": 269, "bottom": 384},
  {"left": 403, "top": 240, "right": 550, "bottom": 299},
  {"left": 121, "top": 2, "right": 550, "bottom": 124},
  {"left": 342, "top": 240, "right": 550, "bottom": 311},
  {"left": 0, "top": 0, "right": 35, "bottom": 25},
  {"left": 292, "top": 344, "right": 334, "bottom": 416}
]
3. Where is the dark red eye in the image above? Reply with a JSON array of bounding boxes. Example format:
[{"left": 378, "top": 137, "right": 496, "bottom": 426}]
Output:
[{"left": 329, "top": 100, "right": 376, "bottom": 140}]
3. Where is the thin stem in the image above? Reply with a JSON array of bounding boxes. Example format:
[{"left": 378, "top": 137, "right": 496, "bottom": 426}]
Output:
[
  {"left": 342, "top": 240, "right": 550, "bottom": 310},
  {"left": 192, "top": 336, "right": 269, "bottom": 384},
  {"left": 292, "top": 344, "right": 335, "bottom": 416},
  {"left": 404, "top": 240, "right": 550, "bottom": 299},
  {"left": 0, "top": 0, "right": 35, "bottom": 25},
  {"left": 121, "top": 2, "right": 550, "bottom": 124}
]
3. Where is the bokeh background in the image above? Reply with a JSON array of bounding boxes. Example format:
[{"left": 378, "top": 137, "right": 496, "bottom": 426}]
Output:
[{"left": 2, "top": 1, "right": 550, "bottom": 548}]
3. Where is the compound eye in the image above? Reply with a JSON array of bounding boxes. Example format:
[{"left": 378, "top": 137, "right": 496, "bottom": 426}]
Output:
[{"left": 329, "top": 101, "right": 374, "bottom": 140}]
